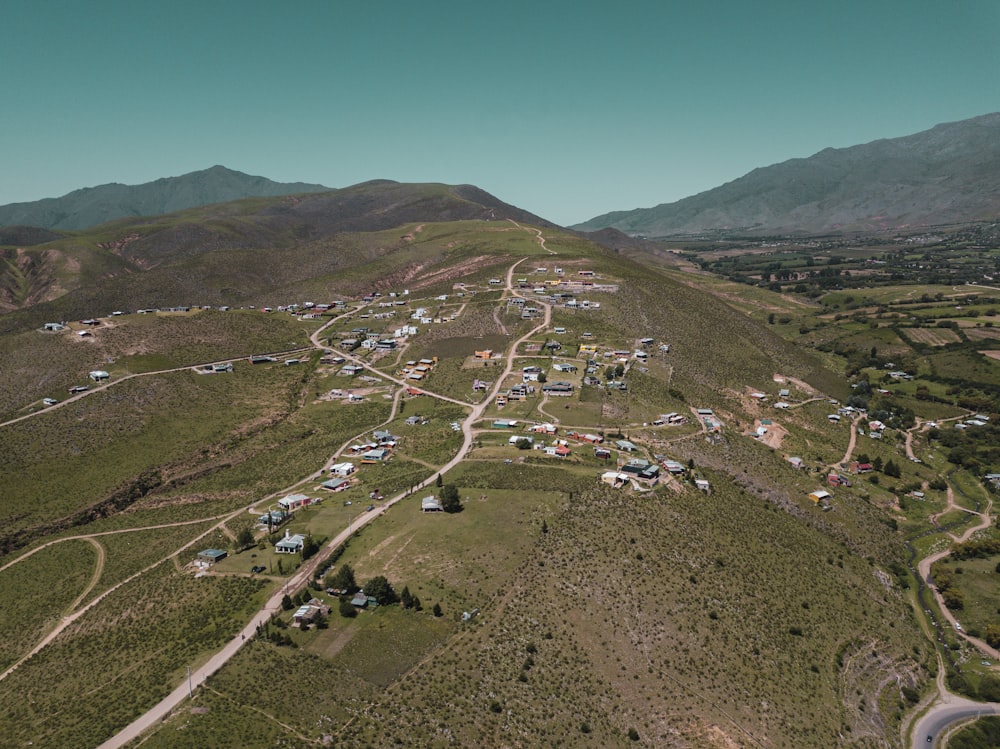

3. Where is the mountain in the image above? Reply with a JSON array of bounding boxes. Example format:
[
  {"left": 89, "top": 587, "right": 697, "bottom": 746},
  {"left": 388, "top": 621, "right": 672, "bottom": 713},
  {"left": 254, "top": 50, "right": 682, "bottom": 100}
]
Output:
[
  {"left": 0, "top": 180, "right": 554, "bottom": 324},
  {"left": 575, "top": 112, "right": 1000, "bottom": 237},
  {"left": 0, "top": 166, "right": 329, "bottom": 231}
]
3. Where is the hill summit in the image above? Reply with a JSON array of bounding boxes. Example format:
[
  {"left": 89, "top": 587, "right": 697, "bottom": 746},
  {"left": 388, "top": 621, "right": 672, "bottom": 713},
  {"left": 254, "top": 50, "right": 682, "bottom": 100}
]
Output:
[
  {"left": 0, "top": 166, "right": 329, "bottom": 231},
  {"left": 575, "top": 112, "right": 1000, "bottom": 237}
]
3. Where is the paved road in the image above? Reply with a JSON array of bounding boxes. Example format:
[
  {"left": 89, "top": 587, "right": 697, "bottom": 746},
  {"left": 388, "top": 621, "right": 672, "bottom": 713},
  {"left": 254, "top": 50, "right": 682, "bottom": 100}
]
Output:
[{"left": 913, "top": 702, "right": 1000, "bottom": 748}]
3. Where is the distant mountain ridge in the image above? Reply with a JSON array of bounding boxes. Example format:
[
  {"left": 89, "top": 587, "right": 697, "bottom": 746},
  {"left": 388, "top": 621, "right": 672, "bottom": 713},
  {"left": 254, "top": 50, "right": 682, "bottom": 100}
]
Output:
[
  {"left": 0, "top": 166, "right": 329, "bottom": 231},
  {"left": 0, "top": 179, "right": 555, "bottom": 325},
  {"left": 575, "top": 112, "right": 1000, "bottom": 237}
]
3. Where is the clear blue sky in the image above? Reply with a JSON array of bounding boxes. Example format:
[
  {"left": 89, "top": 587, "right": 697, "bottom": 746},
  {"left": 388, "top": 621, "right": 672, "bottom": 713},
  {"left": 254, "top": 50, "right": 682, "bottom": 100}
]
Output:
[{"left": 2, "top": 0, "right": 998, "bottom": 225}]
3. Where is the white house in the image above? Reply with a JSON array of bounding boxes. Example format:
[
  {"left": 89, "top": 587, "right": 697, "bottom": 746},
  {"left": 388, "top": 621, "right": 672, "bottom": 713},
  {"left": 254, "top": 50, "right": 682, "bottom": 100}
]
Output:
[
  {"left": 275, "top": 530, "right": 306, "bottom": 554},
  {"left": 329, "top": 462, "right": 355, "bottom": 478}
]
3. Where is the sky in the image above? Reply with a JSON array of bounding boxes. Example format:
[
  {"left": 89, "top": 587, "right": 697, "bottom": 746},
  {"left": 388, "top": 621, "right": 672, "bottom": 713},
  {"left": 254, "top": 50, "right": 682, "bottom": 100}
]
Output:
[{"left": 2, "top": 1, "right": 999, "bottom": 225}]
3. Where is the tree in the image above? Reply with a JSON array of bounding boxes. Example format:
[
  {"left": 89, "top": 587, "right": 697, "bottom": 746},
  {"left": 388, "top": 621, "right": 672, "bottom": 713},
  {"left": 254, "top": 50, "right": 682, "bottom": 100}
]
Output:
[
  {"left": 301, "top": 535, "right": 320, "bottom": 560},
  {"left": 365, "top": 575, "right": 398, "bottom": 605},
  {"left": 325, "top": 564, "right": 358, "bottom": 594},
  {"left": 985, "top": 624, "right": 1000, "bottom": 649},
  {"left": 234, "top": 525, "right": 255, "bottom": 550},
  {"left": 441, "top": 484, "right": 462, "bottom": 513},
  {"left": 435, "top": 474, "right": 443, "bottom": 487},
  {"left": 281, "top": 594, "right": 294, "bottom": 611},
  {"left": 884, "top": 460, "right": 901, "bottom": 478},
  {"left": 433, "top": 602, "right": 443, "bottom": 617},
  {"left": 338, "top": 598, "right": 357, "bottom": 618},
  {"left": 400, "top": 586, "right": 414, "bottom": 609}
]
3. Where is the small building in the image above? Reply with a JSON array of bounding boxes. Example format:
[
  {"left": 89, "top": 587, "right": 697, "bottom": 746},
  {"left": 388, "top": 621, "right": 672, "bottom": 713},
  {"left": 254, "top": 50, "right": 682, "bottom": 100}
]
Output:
[
  {"left": 421, "top": 496, "right": 443, "bottom": 512},
  {"left": 601, "top": 471, "right": 630, "bottom": 488},
  {"left": 212, "top": 363, "right": 233, "bottom": 373},
  {"left": 594, "top": 447, "right": 612, "bottom": 459},
  {"left": 197, "top": 548, "right": 228, "bottom": 565},
  {"left": 493, "top": 419, "right": 518, "bottom": 429},
  {"left": 278, "top": 493, "right": 311, "bottom": 512},
  {"left": 275, "top": 531, "right": 306, "bottom": 554},
  {"left": 808, "top": 490, "right": 831, "bottom": 504},
  {"left": 542, "top": 381, "right": 575, "bottom": 396},
  {"left": 787, "top": 456, "right": 804, "bottom": 469},
  {"left": 321, "top": 478, "right": 350, "bottom": 492},
  {"left": 361, "top": 448, "right": 389, "bottom": 463},
  {"left": 329, "top": 462, "right": 356, "bottom": 477},
  {"left": 89, "top": 370, "right": 110, "bottom": 382},
  {"left": 662, "top": 460, "right": 686, "bottom": 474},
  {"left": 615, "top": 439, "right": 638, "bottom": 452},
  {"left": 695, "top": 478, "right": 711, "bottom": 493}
]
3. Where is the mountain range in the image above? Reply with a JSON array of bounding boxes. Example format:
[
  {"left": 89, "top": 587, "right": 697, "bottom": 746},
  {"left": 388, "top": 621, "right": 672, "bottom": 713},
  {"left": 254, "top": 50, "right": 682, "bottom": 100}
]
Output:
[
  {"left": 0, "top": 180, "right": 553, "bottom": 326},
  {"left": 0, "top": 166, "right": 329, "bottom": 231},
  {"left": 575, "top": 112, "right": 1000, "bottom": 237}
]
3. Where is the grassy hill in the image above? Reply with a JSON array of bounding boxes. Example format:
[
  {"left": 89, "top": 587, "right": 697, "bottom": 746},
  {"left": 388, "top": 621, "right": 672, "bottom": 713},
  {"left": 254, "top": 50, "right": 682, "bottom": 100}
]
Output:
[{"left": 0, "top": 197, "right": 958, "bottom": 748}]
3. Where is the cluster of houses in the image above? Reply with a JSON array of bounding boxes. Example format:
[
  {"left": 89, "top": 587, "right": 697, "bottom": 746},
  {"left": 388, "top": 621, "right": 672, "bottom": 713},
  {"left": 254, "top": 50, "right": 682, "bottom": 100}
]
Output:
[{"left": 399, "top": 358, "right": 438, "bottom": 382}]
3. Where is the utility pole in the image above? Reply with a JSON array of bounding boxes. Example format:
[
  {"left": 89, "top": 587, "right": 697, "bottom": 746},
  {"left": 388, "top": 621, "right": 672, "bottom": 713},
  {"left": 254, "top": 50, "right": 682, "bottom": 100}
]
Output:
[{"left": 187, "top": 665, "right": 192, "bottom": 699}]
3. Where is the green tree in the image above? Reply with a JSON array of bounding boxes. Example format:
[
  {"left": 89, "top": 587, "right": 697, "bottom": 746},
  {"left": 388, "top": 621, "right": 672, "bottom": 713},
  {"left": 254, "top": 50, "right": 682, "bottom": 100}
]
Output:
[
  {"left": 301, "top": 535, "right": 320, "bottom": 560},
  {"left": 338, "top": 598, "right": 357, "bottom": 618},
  {"left": 441, "top": 484, "right": 462, "bottom": 513},
  {"left": 433, "top": 602, "right": 443, "bottom": 617},
  {"left": 281, "top": 594, "right": 294, "bottom": 611},
  {"left": 884, "top": 460, "right": 901, "bottom": 478},
  {"left": 234, "top": 525, "right": 255, "bottom": 550},
  {"left": 435, "top": 474, "right": 443, "bottom": 487},
  {"left": 364, "top": 575, "right": 398, "bottom": 605},
  {"left": 325, "top": 564, "right": 358, "bottom": 594},
  {"left": 400, "top": 586, "right": 414, "bottom": 609}
]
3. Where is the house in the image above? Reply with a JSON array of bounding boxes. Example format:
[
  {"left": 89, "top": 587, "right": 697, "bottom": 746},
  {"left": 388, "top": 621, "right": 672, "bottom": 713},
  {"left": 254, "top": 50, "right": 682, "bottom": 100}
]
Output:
[
  {"left": 373, "top": 430, "right": 398, "bottom": 444},
  {"left": 475, "top": 349, "right": 494, "bottom": 360},
  {"left": 615, "top": 439, "right": 638, "bottom": 452},
  {"left": 421, "top": 496, "right": 443, "bottom": 512},
  {"left": 212, "top": 363, "right": 233, "bottom": 372},
  {"left": 774, "top": 402, "right": 790, "bottom": 409},
  {"left": 197, "top": 548, "right": 228, "bottom": 565},
  {"left": 850, "top": 461, "right": 874, "bottom": 474},
  {"left": 294, "top": 603, "right": 324, "bottom": 625},
  {"left": 787, "top": 456, "right": 804, "bottom": 469},
  {"left": 258, "top": 510, "right": 289, "bottom": 527},
  {"left": 778, "top": 388, "right": 791, "bottom": 398},
  {"left": 542, "top": 381, "right": 575, "bottom": 396},
  {"left": 350, "top": 591, "right": 370, "bottom": 608},
  {"left": 275, "top": 530, "right": 306, "bottom": 554},
  {"left": 544, "top": 444, "right": 571, "bottom": 458},
  {"left": 278, "top": 493, "right": 311, "bottom": 511},
  {"left": 695, "top": 478, "right": 711, "bottom": 493},
  {"left": 509, "top": 435, "right": 533, "bottom": 446},
  {"left": 89, "top": 370, "right": 110, "bottom": 382},
  {"left": 568, "top": 431, "right": 603, "bottom": 444},
  {"left": 493, "top": 419, "right": 518, "bottom": 429},
  {"left": 530, "top": 423, "right": 557, "bottom": 435},
  {"left": 321, "top": 478, "right": 350, "bottom": 492},
  {"left": 361, "top": 448, "right": 389, "bottom": 463},
  {"left": 329, "top": 462, "right": 356, "bottom": 478},
  {"left": 662, "top": 460, "right": 686, "bottom": 474},
  {"left": 808, "top": 490, "right": 831, "bottom": 504},
  {"left": 594, "top": 447, "right": 612, "bottom": 459},
  {"left": 43, "top": 322, "right": 66, "bottom": 332},
  {"left": 601, "top": 471, "right": 630, "bottom": 488}
]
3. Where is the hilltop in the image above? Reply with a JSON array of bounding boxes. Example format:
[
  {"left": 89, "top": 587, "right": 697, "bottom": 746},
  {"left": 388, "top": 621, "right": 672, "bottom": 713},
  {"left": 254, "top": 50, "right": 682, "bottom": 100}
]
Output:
[
  {"left": 0, "top": 166, "right": 329, "bottom": 231},
  {"left": 0, "top": 180, "right": 553, "bottom": 324},
  {"left": 575, "top": 112, "right": 1000, "bottom": 237}
]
